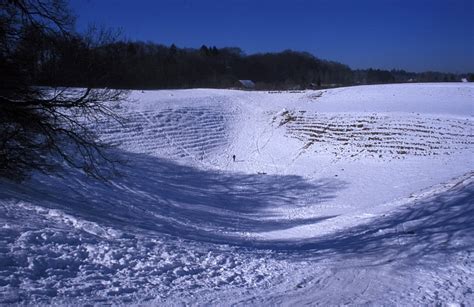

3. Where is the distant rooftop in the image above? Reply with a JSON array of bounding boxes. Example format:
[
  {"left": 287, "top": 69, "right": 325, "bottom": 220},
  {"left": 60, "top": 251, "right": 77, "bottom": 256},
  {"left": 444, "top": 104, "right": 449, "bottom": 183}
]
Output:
[{"left": 238, "top": 80, "right": 255, "bottom": 88}]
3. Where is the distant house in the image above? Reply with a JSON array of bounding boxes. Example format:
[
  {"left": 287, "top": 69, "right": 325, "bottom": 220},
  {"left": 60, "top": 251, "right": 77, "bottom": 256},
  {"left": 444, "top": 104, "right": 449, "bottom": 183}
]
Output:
[
  {"left": 461, "top": 78, "right": 468, "bottom": 83},
  {"left": 237, "top": 80, "right": 255, "bottom": 89}
]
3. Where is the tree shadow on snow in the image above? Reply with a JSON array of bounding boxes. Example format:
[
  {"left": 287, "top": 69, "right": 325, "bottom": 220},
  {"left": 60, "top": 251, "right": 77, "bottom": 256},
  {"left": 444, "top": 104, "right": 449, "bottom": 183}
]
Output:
[
  {"left": 0, "top": 148, "right": 347, "bottom": 245},
  {"left": 266, "top": 176, "right": 474, "bottom": 265}
]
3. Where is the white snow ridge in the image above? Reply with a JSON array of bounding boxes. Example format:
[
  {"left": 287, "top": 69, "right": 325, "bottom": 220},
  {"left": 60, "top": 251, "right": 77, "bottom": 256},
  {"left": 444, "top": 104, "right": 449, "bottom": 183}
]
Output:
[{"left": 1, "top": 83, "right": 473, "bottom": 305}]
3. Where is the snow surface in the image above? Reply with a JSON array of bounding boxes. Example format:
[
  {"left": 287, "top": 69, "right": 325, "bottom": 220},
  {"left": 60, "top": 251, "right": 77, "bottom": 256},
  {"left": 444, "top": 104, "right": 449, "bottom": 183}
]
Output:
[{"left": 0, "top": 83, "right": 473, "bottom": 305}]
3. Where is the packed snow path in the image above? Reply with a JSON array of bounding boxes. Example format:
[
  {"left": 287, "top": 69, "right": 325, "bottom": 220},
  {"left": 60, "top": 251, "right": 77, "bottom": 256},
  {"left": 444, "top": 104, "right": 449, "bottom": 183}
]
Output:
[{"left": 0, "top": 83, "right": 473, "bottom": 305}]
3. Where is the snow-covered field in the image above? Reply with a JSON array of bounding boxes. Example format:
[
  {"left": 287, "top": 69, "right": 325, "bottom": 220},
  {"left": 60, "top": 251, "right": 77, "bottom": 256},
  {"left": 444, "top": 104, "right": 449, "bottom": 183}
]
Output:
[{"left": 1, "top": 83, "right": 473, "bottom": 305}]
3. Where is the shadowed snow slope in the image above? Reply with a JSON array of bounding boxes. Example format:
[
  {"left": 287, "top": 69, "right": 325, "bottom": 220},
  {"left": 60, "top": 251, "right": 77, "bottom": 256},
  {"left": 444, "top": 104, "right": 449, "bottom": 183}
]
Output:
[{"left": 0, "top": 83, "right": 473, "bottom": 305}]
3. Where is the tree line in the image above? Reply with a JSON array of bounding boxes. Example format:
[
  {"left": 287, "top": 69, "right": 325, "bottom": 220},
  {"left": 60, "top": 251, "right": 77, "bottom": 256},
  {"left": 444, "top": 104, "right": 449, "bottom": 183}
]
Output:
[{"left": 19, "top": 32, "right": 474, "bottom": 90}]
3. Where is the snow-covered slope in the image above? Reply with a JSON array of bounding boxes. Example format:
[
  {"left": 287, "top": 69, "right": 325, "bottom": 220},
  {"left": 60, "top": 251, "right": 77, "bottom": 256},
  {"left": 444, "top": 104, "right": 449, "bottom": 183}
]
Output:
[{"left": 1, "top": 83, "right": 473, "bottom": 305}]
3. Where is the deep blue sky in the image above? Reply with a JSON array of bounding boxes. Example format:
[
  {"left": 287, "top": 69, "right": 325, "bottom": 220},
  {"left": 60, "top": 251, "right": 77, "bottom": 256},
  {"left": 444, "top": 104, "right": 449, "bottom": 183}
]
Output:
[{"left": 69, "top": 0, "right": 473, "bottom": 73}]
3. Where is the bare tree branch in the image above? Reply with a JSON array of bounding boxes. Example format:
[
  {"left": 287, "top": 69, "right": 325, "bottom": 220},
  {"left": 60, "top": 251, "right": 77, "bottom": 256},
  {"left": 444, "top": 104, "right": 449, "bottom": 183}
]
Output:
[{"left": 0, "top": 0, "right": 128, "bottom": 181}]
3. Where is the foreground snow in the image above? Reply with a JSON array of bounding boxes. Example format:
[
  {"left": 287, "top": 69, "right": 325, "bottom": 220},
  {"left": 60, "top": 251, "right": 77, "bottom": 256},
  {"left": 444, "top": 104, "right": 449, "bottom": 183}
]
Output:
[{"left": 0, "top": 83, "right": 473, "bottom": 305}]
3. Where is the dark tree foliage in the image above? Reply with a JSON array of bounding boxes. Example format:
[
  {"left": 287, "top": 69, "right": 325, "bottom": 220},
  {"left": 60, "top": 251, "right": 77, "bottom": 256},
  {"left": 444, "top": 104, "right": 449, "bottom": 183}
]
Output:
[
  {"left": 33, "top": 37, "right": 467, "bottom": 90},
  {"left": 238, "top": 51, "right": 353, "bottom": 89},
  {"left": 0, "top": 0, "right": 127, "bottom": 181},
  {"left": 33, "top": 40, "right": 355, "bottom": 90},
  {"left": 352, "top": 68, "right": 466, "bottom": 85},
  {"left": 366, "top": 68, "right": 396, "bottom": 84}
]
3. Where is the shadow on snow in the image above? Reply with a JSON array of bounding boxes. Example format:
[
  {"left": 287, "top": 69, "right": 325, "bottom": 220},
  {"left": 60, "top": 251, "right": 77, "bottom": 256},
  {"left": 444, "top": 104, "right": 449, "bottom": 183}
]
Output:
[
  {"left": 2, "top": 147, "right": 471, "bottom": 262},
  {"left": 268, "top": 175, "right": 474, "bottom": 265},
  {"left": 0, "top": 148, "right": 346, "bottom": 245}
]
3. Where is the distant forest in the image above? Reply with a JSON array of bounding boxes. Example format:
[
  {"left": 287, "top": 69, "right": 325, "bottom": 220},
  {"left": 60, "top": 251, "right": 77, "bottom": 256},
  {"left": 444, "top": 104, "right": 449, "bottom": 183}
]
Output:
[{"left": 22, "top": 30, "right": 474, "bottom": 90}]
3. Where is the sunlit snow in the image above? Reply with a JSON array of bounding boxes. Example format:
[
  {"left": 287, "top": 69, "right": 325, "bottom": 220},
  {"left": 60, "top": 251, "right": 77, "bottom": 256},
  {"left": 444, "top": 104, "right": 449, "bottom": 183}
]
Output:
[{"left": 1, "top": 83, "right": 473, "bottom": 305}]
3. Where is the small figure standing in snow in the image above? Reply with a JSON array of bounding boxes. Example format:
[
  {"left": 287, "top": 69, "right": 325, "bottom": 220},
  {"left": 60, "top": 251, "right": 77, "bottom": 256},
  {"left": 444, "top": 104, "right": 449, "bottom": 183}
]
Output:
[{"left": 232, "top": 155, "right": 236, "bottom": 162}]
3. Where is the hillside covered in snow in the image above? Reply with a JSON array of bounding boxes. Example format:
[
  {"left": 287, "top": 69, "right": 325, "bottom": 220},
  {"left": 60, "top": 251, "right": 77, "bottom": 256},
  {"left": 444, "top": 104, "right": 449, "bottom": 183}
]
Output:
[{"left": 1, "top": 83, "right": 473, "bottom": 305}]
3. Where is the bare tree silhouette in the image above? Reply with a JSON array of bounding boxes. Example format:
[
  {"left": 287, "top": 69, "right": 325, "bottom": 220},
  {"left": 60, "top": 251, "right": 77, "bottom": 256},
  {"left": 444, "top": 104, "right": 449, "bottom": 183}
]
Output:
[{"left": 0, "top": 0, "right": 127, "bottom": 180}]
